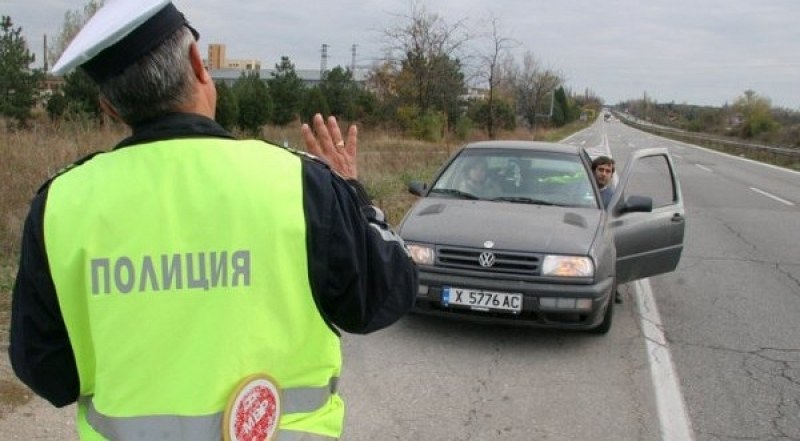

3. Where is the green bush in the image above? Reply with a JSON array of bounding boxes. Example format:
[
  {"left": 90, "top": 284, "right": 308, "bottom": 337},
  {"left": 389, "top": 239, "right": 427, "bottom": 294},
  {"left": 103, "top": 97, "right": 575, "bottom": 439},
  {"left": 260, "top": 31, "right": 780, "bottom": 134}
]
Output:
[
  {"left": 46, "top": 93, "right": 68, "bottom": 120},
  {"left": 454, "top": 116, "right": 473, "bottom": 140},
  {"left": 411, "top": 110, "right": 444, "bottom": 142}
]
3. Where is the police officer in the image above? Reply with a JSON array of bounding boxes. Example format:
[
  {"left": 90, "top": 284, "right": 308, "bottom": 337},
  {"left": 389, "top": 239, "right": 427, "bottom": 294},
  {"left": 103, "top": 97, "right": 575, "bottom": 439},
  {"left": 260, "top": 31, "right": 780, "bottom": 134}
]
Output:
[{"left": 8, "top": 1, "right": 417, "bottom": 439}]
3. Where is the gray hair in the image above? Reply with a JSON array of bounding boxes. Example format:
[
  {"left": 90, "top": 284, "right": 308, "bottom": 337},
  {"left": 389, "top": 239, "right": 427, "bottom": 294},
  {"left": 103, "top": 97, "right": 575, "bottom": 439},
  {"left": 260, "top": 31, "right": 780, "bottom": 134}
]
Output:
[{"left": 97, "top": 26, "right": 196, "bottom": 126}]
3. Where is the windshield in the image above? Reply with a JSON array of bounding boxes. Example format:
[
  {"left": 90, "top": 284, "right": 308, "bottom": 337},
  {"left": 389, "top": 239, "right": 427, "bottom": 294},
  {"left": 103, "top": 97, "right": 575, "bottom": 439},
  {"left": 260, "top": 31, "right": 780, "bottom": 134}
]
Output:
[{"left": 431, "top": 148, "right": 598, "bottom": 208}]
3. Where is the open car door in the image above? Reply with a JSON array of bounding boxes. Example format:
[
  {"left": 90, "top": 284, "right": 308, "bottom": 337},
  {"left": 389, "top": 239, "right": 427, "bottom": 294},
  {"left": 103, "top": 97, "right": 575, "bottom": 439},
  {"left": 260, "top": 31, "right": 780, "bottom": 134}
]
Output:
[{"left": 610, "top": 148, "right": 685, "bottom": 284}]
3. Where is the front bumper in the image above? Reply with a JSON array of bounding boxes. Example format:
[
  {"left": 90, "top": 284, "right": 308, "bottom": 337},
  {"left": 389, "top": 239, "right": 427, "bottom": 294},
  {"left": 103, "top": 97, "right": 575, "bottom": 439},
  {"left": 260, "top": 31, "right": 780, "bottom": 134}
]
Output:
[{"left": 413, "top": 268, "right": 615, "bottom": 330}]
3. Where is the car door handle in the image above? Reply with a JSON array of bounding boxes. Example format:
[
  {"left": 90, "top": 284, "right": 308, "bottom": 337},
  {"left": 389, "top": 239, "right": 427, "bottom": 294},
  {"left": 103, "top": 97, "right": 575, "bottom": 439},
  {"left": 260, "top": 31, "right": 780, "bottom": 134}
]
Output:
[{"left": 671, "top": 213, "right": 685, "bottom": 223}]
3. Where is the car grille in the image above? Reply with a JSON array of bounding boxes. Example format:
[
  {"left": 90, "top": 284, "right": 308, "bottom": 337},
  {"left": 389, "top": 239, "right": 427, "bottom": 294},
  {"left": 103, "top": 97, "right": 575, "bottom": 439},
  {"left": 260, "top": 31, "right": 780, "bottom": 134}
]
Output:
[{"left": 436, "top": 246, "right": 542, "bottom": 275}]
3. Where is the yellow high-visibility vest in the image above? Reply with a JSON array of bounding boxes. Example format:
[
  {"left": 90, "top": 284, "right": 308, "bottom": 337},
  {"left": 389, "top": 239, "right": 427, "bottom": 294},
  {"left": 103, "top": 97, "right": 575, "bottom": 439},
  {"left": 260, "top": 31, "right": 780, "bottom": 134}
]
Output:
[{"left": 44, "top": 138, "right": 342, "bottom": 440}]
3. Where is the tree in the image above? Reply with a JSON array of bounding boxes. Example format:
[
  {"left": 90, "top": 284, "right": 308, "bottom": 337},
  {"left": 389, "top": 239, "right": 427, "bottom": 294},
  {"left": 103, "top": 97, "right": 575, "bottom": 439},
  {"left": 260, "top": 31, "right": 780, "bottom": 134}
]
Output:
[
  {"left": 302, "top": 86, "right": 329, "bottom": 123},
  {"left": 551, "top": 86, "right": 569, "bottom": 127},
  {"left": 467, "top": 98, "right": 516, "bottom": 132},
  {"left": 61, "top": 68, "right": 101, "bottom": 119},
  {"left": 365, "top": 61, "right": 404, "bottom": 128},
  {"left": 267, "top": 56, "right": 304, "bottom": 126},
  {"left": 233, "top": 72, "right": 271, "bottom": 135},
  {"left": 0, "top": 16, "right": 43, "bottom": 126},
  {"left": 353, "top": 88, "right": 379, "bottom": 124},
  {"left": 734, "top": 90, "right": 779, "bottom": 139},
  {"left": 475, "top": 16, "right": 517, "bottom": 139},
  {"left": 48, "top": 0, "right": 104, "bottom": 66},
  {"left": 511, "top": 51, "right": 562, "bottom": 130},
  {"left": 48, "top": 1, "right": 105, "bottom": 121},
  {"left": 320, "top": 66, "right": 358, "bottom": 120},
  {"left": 382, "top": 3, "right": 470, "bottom": 127},
  {"left": 214, "top": 81, "right": 238, "bottom": 131},
  {"left": 46, "top": 92, "right": 68, "bottom": 120}
]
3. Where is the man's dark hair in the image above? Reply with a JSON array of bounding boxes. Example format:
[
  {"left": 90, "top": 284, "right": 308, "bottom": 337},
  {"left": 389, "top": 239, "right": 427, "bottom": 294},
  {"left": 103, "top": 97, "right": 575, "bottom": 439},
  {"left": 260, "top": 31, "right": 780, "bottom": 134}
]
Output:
[{"left": 591, "top": 156, "right": 615, "bottom": 173}]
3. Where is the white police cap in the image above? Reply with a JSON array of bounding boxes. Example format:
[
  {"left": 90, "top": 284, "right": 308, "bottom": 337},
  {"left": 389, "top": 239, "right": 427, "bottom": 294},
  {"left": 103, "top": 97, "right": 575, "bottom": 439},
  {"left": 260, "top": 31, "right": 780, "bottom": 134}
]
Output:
[{"left": 52, "top": 0, "right": 198, "bottom": 83}]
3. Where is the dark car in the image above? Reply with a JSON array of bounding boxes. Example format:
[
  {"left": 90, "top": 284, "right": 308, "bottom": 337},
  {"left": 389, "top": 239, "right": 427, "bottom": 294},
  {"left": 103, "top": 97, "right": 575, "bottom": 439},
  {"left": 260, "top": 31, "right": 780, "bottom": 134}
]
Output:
[{"left": 398, "top": 141, "right": 685, "bottom": 333}]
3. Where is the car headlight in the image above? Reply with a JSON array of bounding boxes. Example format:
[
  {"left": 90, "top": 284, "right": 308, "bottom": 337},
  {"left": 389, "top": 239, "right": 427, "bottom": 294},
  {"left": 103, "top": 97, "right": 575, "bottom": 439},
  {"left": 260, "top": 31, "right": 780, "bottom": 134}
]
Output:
[
  {"left": 406, "top": 244, "right": 435, "bottom": 265},
  {"left": 542, "top": 255, "right": 594, "bottom": 277}
]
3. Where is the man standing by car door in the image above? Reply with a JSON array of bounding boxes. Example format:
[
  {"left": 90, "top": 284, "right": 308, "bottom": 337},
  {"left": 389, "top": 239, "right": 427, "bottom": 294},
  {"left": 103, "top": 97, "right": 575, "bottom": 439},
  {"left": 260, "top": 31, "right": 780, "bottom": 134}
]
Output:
[{"left": 591, "top": 156, "right": 622, "bottom": 303}]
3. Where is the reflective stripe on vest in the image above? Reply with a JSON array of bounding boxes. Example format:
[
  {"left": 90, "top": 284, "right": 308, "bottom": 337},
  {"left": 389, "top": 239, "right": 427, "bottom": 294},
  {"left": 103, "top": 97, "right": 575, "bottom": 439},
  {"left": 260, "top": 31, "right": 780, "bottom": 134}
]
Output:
[{"left": 84, "top": 378, "right": 338, "bottom": 440}]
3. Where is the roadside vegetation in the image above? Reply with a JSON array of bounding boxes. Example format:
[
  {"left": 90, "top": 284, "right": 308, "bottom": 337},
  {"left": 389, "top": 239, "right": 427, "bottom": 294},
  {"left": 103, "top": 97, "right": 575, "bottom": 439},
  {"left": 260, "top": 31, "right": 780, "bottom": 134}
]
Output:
[
  {"left": 618, "top": 90, "right": 800, "bottom": 148},
  {"left": 615, "top": 90, "right": 800, "bottom": 170}
]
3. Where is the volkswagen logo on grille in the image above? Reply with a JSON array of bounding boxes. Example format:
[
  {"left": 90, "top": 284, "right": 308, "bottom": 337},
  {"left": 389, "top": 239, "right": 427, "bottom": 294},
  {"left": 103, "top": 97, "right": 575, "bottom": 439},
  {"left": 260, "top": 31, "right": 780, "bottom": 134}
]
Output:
[{"left": 478, "top": 252, "right": 496, "bottom": 268}]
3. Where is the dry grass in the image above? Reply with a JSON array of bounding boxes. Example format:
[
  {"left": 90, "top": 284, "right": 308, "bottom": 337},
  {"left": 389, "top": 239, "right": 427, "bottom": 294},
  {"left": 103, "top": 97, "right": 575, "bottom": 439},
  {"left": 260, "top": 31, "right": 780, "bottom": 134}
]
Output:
[{"left": 2, "top": 119, "right": 126, "bottom": 256}]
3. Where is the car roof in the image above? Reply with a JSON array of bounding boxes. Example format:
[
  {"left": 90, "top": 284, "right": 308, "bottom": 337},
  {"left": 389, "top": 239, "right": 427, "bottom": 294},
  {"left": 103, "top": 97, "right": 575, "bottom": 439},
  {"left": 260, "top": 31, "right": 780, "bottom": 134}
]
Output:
[{"left": 462, "top": 140, "right": 584, "bottom": 155}]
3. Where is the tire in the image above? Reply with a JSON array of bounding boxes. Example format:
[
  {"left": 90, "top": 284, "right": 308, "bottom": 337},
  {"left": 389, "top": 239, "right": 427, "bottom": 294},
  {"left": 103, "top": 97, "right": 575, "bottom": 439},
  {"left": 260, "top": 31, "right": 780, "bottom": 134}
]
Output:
[{"left": 589, "top": 286, "right": 616, "bottom": 335}]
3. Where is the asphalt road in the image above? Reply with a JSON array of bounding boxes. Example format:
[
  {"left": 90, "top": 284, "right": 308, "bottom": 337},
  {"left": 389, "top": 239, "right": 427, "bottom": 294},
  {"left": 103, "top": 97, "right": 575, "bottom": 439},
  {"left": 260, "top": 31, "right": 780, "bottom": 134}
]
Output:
[
  {"left": 2, "top": 118, "right": 798, "bottom": 440},
  {"left": 576, "top": 118, "right": 800, "bottom": 441}
]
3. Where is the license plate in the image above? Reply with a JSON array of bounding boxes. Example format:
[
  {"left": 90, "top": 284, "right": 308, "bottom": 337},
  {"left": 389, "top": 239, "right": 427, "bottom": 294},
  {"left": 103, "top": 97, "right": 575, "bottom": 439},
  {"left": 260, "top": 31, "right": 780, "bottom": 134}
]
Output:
[{"left": 442, "top": 286, "right": 523, "bottom": 313}]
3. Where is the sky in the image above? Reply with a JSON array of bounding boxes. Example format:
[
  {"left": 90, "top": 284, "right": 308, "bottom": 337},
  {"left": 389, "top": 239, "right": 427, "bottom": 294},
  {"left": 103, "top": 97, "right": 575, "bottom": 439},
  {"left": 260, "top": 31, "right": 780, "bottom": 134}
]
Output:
[{"left": 4, "top": 0, "right": 800, "bottom": 109}]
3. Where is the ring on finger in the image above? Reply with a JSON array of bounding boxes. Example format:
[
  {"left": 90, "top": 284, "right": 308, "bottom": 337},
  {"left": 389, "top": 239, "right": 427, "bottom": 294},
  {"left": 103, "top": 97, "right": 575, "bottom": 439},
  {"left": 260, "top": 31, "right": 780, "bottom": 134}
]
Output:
[{"left": 335, "top": 141, "right": 345, "bottom": 148}]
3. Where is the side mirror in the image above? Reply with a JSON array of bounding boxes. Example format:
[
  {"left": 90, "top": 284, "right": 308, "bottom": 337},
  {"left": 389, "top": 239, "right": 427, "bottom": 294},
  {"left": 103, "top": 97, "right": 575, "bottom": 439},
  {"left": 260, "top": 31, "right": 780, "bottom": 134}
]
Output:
[
  {"left": 619, "top": 195, "right": 653, "bottom": 214},
  {"left": 408, "top": 181, "right": 428, "bottom": 196}
]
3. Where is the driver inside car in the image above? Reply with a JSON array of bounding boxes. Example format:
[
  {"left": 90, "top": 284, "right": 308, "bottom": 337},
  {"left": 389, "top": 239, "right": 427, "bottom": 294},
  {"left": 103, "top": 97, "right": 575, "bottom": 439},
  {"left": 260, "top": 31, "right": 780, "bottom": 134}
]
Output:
[{"left": 457, "top": 158, "right": 501, "bottom": 198}]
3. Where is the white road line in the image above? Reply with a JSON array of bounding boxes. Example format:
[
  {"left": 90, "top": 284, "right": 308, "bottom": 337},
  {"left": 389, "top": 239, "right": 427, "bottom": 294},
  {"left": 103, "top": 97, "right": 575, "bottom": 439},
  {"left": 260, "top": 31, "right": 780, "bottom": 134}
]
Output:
[
  {"left": 750, "top": 187, "right": 795, "bottom": 206},
  {"left": 635, "top": 279, "right": 695, "bottom": 441},
  {"left": 672, "top": 154, "right": 683, "bottom": 159},
  {"left": 695, "top": 164, "right": 712, "bottom": 173}
]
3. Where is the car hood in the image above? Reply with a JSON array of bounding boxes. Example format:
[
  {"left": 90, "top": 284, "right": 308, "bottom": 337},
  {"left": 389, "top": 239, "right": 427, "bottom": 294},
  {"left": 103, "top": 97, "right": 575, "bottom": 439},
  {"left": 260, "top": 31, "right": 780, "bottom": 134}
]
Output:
[{"left": 398, "top": 198, "right": 602, "bottom": 255}]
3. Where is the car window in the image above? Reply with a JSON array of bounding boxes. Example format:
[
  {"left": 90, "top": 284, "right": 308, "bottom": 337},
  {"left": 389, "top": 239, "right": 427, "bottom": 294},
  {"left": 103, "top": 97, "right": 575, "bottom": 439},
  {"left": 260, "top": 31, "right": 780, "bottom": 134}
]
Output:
[
  {"left": 431, "top": 149, "right": 598, "bottom": 208},
  {"left": 621, "top": 154, "right": 678, "bottom": 208}
]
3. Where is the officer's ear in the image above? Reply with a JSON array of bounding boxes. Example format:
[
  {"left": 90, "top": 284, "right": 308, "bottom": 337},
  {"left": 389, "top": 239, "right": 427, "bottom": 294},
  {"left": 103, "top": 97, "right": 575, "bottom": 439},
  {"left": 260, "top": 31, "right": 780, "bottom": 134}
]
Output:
[
  {"left": 188, "top": 41, "right": 211, "bottom": 85},
  {"left": 98, "top": 95, "right": 124, "bottom": 123}
]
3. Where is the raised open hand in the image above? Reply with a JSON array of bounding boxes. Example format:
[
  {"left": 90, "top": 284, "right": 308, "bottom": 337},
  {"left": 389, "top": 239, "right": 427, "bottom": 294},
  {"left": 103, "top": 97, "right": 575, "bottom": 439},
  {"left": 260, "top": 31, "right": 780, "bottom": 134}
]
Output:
[{"left": 301, "top": 114, "right": 358, "bottom": 180}]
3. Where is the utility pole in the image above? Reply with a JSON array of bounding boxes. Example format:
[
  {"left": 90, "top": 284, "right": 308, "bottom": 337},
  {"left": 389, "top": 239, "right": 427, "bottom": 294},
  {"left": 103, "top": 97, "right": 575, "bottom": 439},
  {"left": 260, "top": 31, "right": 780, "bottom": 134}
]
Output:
[
  {"left": 320, "top": 44, "right": 329, "bottom": 79},
  {"left": 43, "top": 34, "right": 48, "bottom": 73},
  {"left": 350, "top": 44, "right": 357, "bottom": 73}
]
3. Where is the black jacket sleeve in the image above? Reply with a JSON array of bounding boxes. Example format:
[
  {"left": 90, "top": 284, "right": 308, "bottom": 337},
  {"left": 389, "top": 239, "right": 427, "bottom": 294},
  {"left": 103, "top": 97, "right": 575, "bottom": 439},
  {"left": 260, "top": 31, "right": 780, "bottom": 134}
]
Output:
[
  {"left": 302, "top": 159, "right": 418, "bottom": 334},
  {"left": 8, "top": 188, "right": 80, "bottom": 407}
]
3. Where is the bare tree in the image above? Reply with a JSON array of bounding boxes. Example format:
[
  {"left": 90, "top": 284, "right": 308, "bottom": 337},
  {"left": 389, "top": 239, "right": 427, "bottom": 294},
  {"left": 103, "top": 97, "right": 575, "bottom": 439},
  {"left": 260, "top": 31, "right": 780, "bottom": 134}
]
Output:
[
  {"left": 512, "top": 51, "right": 562, "bottom": 131},
  {"left": 48, "top": 0, "right": 104, "bottom": 67},
  {"left": 474, "top": 15, "right": 518, "bottom": 138},
  {"left": 381, "top": 2, "right": 472, "bottom": 118}
]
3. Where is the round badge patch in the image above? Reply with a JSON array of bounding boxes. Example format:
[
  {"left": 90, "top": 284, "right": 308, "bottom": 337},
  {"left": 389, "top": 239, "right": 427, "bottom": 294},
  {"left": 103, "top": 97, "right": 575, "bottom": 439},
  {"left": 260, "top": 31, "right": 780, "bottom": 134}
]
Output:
[{"left": 223, "top": 375, "right": 281, "bottom": 441}]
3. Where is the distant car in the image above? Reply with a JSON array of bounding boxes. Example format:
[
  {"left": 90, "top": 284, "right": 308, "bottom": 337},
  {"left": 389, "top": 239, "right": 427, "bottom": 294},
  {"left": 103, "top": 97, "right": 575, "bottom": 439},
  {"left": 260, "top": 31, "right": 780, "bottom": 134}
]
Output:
[{"left": 398, "top": 141, "right": 685, "bottom": 334}]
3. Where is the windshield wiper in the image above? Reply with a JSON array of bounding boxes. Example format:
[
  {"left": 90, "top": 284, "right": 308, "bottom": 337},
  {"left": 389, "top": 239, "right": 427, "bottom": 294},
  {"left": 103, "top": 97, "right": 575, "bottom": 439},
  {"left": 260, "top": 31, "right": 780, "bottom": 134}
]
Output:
[
  {"left": 429, "top": 188, "right": 481, "bottom": 200},
  {"left": 490, "top": 196, "right": 558, "bottom": 206}
]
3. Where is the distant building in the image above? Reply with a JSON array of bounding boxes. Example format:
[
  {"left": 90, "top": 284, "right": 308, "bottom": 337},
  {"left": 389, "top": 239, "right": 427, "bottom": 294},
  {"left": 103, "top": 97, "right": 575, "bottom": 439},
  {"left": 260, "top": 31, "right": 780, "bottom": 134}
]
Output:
[
  {"left": 207, "top": 44, "right": 226, "bottom": 69},
  {"left": 204, "top": 43, "right": 261, "bottom": 71},
  {"left": 461, "top": 87, "right": 488, "bottom": 102},
  {"left": 204, "top": 43, "right": 367, "bottom": 88}
]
